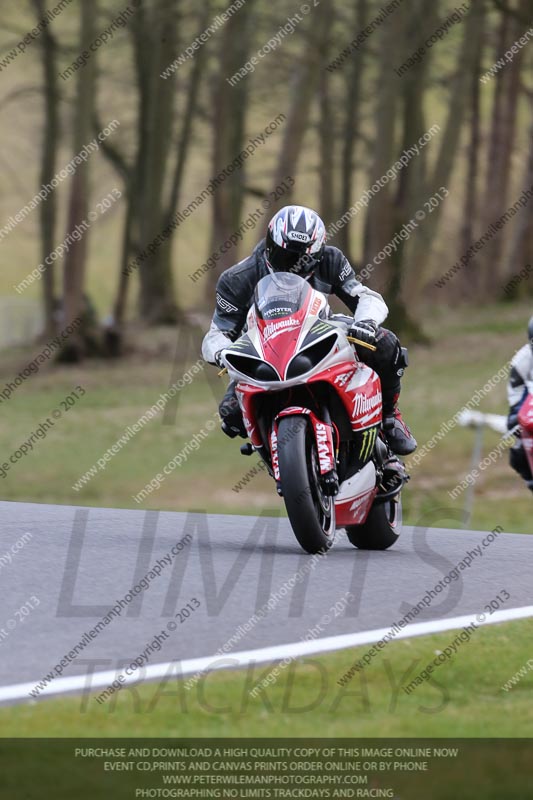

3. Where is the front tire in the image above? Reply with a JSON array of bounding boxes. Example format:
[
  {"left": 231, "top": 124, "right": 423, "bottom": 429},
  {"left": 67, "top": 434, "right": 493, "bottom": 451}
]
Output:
[
  {"left": 345, "top": 495, "right": 402, "bottom": 550},
  {"left": 277, "top": 415, "right": 336, "bottom": 554}
]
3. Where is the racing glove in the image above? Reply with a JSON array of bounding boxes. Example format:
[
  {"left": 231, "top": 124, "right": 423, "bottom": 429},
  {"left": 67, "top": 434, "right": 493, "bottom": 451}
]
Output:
[{"left": 349, "top": 319, "right": 378, "bottom": 346}]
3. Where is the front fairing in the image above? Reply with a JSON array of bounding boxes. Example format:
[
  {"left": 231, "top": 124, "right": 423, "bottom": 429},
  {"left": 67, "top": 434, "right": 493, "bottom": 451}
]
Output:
[{"left": 222, "top": 273, "right": 355, "bottom": 388}]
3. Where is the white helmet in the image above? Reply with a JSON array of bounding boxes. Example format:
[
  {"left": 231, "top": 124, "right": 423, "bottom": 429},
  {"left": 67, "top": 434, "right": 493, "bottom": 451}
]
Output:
[{"left": 265, "top": 205, "right": 326, "bottom": 277}]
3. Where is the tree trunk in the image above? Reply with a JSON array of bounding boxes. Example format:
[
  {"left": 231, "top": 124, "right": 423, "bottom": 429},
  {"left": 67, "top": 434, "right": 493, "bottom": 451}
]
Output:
[
  {"left": 407, "top": 0, "right": 482, "bottom": 295},
  {"left": 336, "top": 0, "right": 367, "bottom": 260},
  {"left": 100, "top": 2, "right": 209, "bottom": 342},
  {"left": 32, "top": 0, "right": 59, "bottom": 338},
  {"left": 385, "top": 0, "right": 438, "bottom": 337},
  {"left": 206, "top": 0, "right": 256, "bottom": 297},
  {"left": 456, "top": 0, "right": 486, "bottom": 300},
  {"left": 159, "top": 0, "right": 212, "bottom": 309},
  {"left": 319, "top": 67, "right": 335, "bottom": 230},
  {"left": 482, "top": 0, "right": 528, "bottom": 294},
  {"left": 362, "top": 9, "right": 401, "bottom": 291},
  {"left": 133, "top": 0, "right": 180, "bottom": 324},
  {"left": 113, "top": 175, "right": 136, "bottom": 327},
  {"left": 271, "top": 0, "right": 334, "bottom": 199},
  {"left": 503, "top": 119, "right": 533, "bottom": 299},
  {"left": 60, "top": 0, "right": 97, "bottom": 360},
  {"left": 164, "top": 0, "right": 211, "bottom": 228}
]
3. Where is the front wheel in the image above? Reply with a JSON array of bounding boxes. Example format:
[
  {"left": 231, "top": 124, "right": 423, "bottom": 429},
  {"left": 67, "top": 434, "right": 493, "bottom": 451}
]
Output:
[
  {"left": 345, "top": 495, "right": 402, "bottom": 550},
  {"left": 277, "top": 415, "right": 336, "bottom": 554}
]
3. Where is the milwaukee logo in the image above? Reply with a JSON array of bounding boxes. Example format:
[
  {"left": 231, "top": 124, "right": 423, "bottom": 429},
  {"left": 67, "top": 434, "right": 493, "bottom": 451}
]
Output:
[
  {"left": 353, "top": 392, "right": 382, "bottom": 417},
  {"left": 263, "top": 318, "right": 299, "bottom": 340}
]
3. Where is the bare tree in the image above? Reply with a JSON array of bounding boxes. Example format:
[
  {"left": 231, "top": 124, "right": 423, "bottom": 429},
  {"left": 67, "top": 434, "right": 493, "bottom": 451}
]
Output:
[
  {"left": 98, "top": 1, "right": 211, "bottom": 345},
  {"left": 336, "top": 0, "right": 367, "bottom": 261},
  {"left": 132, "top": 0, "right": 180, "bottom": 324},
  {"left": 457, "top": 0, "right": 486, "bottom": 300},
  {"left": 60, "top": 0, "right": 97, "bottom": 360},
  {"left": 480, "top": 0, "right": 526, "bottom": 296},
  {"left": 207, "top": 0, "right": 256, "bottom": 296},
  {"left": 406, "top": 1, "right": 483, "bottom": 304},
  {"left": 504, "top": 119, "right": 533, "bottom": 297},
  {"left": 319, "top": 66, "right": 336, "bottom": 231},
  {"left": 32, "top": 0, "right": 60, "bottom": 338},
  {"left": 362, "top": 8, "right": 401, "bottom": 299},
  {"left": 271, "top": 0, "right": 334, "bottom": 200}
]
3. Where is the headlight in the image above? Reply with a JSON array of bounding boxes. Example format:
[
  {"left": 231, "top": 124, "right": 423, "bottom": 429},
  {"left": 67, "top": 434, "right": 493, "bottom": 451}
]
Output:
[
  {"left": 225, "top": 354, "right": 279, "bottom": 381},
  {"left": 286, "top": 334, "right": 337, "bottom": 379}
]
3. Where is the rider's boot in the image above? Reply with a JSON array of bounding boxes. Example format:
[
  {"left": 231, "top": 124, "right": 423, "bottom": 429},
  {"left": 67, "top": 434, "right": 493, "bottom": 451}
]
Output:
[
  {"left": 382, "top": 393, "right": 417, "bottom": 456},
  {"left": 219, "top": 381, "right": 247, "bottom": 439},
  {"left": 510, "top": 440, "right": 533, "bottom": 485}
]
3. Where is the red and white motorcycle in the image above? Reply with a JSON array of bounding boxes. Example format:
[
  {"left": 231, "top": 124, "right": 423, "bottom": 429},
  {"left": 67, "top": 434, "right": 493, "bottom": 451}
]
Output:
[{"left": 221, "top": 272, "right": 408, "bottom": 554}]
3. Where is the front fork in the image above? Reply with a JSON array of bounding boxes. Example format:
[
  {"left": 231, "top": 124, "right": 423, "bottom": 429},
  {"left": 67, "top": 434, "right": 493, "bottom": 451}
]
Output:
[{"left": 270, "top": 407, "right": 339, "bottom": 496}]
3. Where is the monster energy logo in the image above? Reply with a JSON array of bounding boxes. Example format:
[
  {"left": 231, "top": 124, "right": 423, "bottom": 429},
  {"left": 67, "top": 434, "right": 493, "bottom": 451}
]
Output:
[
  {"left": 359, "top": 427, "right": 377, "bottom": 461},
  {"left": 312, "top": 321, "right": 332, "bottom": 334}
]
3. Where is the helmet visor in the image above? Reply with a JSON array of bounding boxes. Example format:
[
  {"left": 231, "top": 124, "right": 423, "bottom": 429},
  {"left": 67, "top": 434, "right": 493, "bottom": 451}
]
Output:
[{"left": 266, "top": 244, "right": 318, "bottom": 275}]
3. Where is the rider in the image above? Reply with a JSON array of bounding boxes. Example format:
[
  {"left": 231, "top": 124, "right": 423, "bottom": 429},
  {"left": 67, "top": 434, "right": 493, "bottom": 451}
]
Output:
[
  {"left": 507, "top": 315, "right": 533, "bottom": 492},
  {"left": 201, "top": 205, "right": 417, "bottom": 456}
]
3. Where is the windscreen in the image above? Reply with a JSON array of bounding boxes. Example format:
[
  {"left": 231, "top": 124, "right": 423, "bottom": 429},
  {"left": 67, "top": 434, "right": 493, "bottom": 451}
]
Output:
[{"left": 254, "top": 273, "right": 311, "bottom": 320}]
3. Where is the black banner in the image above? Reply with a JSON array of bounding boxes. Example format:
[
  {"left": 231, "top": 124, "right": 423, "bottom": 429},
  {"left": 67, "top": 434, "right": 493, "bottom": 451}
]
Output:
[{"left": 0, "top": 739, "right": 530, "bottom": 798}]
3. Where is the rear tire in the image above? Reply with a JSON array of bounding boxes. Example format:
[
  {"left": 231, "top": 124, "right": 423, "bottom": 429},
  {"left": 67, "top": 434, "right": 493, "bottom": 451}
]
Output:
[
  {"left": 277, "top": 415, "right": 336, "bottom": 554},
  {"left": 345, "top": 496, "right": 402, "bottom": 550}
]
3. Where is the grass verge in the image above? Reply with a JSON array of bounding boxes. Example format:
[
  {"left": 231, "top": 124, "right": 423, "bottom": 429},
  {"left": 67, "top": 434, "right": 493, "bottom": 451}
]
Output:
[{"left": 2, "top": 618, "right": 532, "bottom": 736}]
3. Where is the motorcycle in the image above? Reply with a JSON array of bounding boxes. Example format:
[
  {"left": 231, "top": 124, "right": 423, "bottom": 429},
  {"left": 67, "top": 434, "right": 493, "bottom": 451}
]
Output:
[{"left": 220, "top": 272, "right": 408, "bottom": 554}]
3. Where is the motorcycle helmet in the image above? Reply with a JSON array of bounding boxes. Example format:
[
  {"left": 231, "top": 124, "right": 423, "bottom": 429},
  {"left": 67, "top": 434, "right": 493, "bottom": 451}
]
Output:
[{"left": 265, "top": 205, "right": 326, "bottom": 277}]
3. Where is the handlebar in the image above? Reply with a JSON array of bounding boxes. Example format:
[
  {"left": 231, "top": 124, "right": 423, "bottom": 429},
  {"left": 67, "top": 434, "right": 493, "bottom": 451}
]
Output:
[{"left": 347, "top": 335, "right": 377, "bottom": 352}]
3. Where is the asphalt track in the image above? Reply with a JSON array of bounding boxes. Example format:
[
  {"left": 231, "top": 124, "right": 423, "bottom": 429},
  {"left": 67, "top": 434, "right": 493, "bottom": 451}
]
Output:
[{"left": 0, "top": 500, "right": 532, "bottom": 704}]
